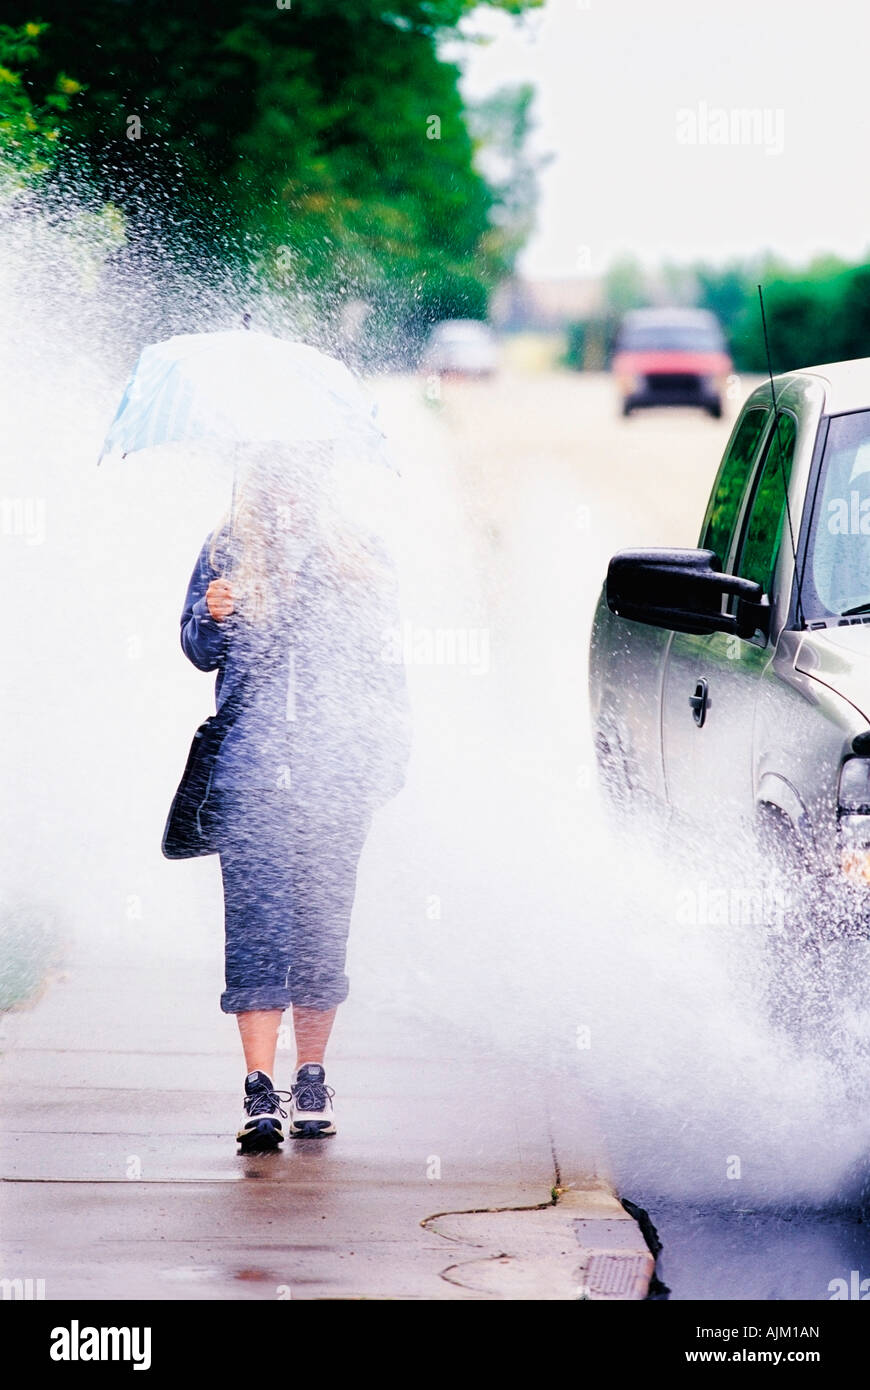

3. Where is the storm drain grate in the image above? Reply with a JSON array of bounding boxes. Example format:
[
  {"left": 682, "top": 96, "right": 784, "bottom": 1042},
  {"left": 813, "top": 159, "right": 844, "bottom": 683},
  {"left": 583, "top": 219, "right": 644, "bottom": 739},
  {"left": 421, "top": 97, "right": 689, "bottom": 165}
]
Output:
[{"left": 578, "top": 1251, "right": 653, "bottom": 1300}]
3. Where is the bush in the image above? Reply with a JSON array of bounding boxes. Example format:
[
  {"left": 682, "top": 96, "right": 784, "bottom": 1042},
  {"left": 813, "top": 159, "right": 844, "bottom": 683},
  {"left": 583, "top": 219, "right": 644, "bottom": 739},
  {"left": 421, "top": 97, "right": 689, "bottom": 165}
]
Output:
[
  {"left": 563, "top": 315, "right": 618, "bottom": 371},
  {"left": 0, "top": 901, "right": 65, "bottom": 1011}
]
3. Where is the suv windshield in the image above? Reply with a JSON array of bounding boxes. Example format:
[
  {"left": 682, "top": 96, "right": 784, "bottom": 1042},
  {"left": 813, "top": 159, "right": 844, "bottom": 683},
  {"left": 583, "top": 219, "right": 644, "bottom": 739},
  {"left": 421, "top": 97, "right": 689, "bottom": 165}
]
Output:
[
  {"left": 808, "top": 410, "right": 870, "bottom": 618},
  {"left": 617, "top": 324, "right": 724, "bottom": 352}
]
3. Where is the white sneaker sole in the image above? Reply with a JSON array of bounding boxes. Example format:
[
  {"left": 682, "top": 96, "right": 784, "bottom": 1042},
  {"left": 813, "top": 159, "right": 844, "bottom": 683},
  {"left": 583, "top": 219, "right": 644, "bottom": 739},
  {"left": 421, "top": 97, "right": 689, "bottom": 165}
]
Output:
[
  {"left": 237, "top": 1116, "right": 285, "bottom": 1152},
  {"left": 289, "top": 1114, "right": 336, "bottom": 1137}
]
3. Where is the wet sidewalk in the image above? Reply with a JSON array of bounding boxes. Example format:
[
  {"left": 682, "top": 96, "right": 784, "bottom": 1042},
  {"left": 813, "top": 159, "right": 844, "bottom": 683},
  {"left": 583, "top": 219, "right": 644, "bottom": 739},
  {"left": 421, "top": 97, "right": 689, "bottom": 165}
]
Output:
[{"left": 0, "top": 933, "right": 641, "bottom": 1301}]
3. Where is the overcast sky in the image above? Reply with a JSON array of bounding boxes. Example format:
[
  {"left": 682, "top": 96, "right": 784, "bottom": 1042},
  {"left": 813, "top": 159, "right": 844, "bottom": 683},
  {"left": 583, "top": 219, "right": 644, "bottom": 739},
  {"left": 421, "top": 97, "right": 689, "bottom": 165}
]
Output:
[{"left": 451, "top": 0, "right": 870, "bottom": 278}]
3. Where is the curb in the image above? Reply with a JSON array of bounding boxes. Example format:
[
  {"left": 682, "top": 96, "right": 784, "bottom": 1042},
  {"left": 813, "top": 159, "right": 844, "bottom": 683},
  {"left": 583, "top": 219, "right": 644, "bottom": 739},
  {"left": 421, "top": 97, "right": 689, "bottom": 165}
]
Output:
[{"left": 424, "top": 1181, "right": 656, "bottom": 1300}]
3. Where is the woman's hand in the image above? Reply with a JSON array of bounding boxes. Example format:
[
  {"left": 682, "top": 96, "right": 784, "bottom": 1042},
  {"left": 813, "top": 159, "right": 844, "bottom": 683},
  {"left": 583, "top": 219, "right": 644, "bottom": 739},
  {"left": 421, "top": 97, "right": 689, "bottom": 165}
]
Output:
[{"left": 206, "top": 578, "right": 235, "bottom": 622}]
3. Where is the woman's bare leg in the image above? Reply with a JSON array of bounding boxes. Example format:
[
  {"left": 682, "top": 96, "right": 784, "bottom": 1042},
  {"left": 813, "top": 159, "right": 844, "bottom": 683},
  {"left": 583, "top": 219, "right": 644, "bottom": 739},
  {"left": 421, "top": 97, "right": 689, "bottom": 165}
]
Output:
[
  {"left": 292, "top": 1005, "right": 337, "bottom": 1068},
  {"left": 237, "top": 1009, "right": 282, "bottom": 1077}
]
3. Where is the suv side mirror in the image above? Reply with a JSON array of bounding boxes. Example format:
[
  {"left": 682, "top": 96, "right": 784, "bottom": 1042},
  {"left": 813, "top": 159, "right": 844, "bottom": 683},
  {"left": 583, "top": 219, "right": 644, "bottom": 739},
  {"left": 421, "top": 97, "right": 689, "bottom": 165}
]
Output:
[{"left": 606, "top": 548, "right": 767, "bottom": 638}]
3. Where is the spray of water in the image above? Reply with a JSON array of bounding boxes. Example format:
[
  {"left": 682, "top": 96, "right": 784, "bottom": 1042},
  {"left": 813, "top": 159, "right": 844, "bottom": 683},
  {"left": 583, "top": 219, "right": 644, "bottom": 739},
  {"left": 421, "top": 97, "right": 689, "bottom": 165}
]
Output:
[{"left": 3, "top": 194, "right": 870, "bottom": 1211}]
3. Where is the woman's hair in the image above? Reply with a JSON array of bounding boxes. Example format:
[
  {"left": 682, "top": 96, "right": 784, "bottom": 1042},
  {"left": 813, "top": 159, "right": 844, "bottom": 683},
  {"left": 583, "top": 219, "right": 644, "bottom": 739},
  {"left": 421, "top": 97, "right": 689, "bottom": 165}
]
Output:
[{"left": 209, "top": 442, "right": 387, "bottom": 623}]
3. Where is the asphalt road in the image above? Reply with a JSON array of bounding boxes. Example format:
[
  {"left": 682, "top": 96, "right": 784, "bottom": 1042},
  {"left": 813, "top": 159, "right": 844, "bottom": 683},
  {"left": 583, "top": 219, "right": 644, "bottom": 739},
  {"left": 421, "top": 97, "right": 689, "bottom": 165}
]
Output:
[{"left": 373, "top": 368, "right": 870, "bottom": 1303}]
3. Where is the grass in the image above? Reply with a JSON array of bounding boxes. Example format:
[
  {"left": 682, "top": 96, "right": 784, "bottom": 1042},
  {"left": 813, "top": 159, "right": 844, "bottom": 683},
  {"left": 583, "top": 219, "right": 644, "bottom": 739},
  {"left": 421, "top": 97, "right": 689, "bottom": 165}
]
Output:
[{"left": 0, "top": 901, "right": 65, "bottom": 1012}]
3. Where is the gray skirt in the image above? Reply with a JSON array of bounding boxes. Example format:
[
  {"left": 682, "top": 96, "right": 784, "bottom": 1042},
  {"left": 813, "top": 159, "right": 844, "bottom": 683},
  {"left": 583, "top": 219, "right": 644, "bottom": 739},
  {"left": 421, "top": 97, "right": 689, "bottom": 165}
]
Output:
[{"left": 216, "top": 787, "right": 373, "bottom": 1014}]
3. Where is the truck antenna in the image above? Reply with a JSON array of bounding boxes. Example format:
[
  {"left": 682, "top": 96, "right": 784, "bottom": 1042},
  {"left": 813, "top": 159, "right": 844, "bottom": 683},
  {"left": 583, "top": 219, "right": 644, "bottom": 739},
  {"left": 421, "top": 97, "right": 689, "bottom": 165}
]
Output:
[{"left": 757, "top": 283, "right": 804, "bottom": 629}]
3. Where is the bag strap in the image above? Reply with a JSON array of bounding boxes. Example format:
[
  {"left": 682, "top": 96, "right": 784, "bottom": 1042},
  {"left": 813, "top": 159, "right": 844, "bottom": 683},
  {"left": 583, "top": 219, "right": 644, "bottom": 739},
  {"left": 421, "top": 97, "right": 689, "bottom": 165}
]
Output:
[{"left": 211, "top": 659, "right": 268, "bottom": 735}]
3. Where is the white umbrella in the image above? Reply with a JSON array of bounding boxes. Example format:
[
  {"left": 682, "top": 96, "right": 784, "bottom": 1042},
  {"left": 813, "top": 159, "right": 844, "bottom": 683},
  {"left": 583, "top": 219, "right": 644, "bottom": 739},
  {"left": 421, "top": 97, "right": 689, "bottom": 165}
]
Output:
[
  {"left": 98, "top": 329, "right": 388, "bottom": 461},
  {"left": 98, "top": 328, "right": 401, "bottom": 555}
]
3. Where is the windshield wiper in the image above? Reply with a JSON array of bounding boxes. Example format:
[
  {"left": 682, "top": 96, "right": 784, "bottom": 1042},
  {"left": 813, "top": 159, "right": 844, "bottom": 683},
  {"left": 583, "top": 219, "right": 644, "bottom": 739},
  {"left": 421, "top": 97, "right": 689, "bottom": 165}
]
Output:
[{"left": 840, "top": 602, "right": 870, "bottom": 616}]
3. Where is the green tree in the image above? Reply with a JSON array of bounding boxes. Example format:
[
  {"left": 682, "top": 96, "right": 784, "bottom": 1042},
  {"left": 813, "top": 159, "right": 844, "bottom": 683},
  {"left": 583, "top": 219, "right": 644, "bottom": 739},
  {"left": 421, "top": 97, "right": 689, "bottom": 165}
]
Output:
[
  {"left": 602, "top": 255, "right": 647, "bottom": 315},
  {"left": 565, "top": 249, "right": 870, "bottom": 374},
  {"left": 6, "top": 0, "right": 541, "bottom": 356},
  {"left": 0, "top": 20, "right": 83, "bottom": 193}
]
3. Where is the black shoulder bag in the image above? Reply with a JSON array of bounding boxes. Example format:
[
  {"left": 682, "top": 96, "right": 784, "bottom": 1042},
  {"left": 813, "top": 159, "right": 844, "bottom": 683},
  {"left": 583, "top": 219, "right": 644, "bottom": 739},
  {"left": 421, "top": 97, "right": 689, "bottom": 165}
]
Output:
[{"left": 161, "top": 678, "right": 250, "bottom": 860}]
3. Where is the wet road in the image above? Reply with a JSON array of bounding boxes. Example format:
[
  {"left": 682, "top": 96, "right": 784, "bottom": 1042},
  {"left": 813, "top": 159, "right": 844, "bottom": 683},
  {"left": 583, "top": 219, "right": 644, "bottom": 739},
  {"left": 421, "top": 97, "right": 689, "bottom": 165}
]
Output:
[
  {"left": 374, "top": 369, "right": 870, "bottom": 1303},
  {"left": 650, "top": 1200, "right": 870, "bottom": 1300}
]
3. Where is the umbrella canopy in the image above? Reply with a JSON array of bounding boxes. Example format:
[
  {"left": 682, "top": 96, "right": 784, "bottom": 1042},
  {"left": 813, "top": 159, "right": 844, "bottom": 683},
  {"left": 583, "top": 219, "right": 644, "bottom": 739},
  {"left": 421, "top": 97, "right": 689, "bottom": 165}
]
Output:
[{"left": 98, "top": 330, "right": 386, "bottom": 462}]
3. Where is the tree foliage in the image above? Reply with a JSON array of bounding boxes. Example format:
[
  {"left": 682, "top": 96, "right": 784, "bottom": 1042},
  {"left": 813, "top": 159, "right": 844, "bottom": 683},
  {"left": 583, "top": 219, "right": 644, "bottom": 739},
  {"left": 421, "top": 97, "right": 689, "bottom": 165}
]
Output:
[
  {"left": 565, "top": 251, "right": 870, "bottom": 374},
  {"left": 3, "top": 1, "right": 541, "bottom": 353},
  {"left": 704, "top": 258, "right": 870, "bottom": 373},
  {"left": 0, "top": 21, "right": 83, "bottom": 191}
]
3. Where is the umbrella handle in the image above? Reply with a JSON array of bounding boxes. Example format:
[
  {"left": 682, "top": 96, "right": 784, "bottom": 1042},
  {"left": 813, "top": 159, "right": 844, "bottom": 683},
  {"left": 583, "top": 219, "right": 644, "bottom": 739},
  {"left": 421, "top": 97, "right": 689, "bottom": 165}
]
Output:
[{"left": 225, "top": 468, "right": 238, "bottom": 580}]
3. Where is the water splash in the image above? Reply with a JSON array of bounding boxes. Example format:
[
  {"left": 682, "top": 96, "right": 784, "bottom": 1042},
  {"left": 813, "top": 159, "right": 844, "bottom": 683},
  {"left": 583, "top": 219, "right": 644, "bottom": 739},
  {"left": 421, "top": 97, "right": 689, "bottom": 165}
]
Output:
[{"left": 3, "top": 193, "right": 870, "bottom": 1212}]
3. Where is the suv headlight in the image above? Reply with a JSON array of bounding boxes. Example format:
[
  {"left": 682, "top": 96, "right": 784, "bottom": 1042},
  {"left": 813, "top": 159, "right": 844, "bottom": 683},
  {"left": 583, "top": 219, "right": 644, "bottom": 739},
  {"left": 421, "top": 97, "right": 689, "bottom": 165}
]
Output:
[{"left": 838, "top": 757, "right": 870, "bottom": 882}]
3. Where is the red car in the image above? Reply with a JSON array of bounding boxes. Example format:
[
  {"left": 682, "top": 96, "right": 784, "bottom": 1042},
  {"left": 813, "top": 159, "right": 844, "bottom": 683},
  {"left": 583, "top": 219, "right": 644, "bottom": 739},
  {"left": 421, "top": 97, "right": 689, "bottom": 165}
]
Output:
[{"left": 612, "top": 308, "right": 731, "bottom": 418}]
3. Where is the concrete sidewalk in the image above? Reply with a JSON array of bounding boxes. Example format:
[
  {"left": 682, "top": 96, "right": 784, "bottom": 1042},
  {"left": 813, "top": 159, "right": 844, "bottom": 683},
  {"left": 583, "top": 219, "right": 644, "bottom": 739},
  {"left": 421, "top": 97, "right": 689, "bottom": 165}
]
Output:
[{"left": 0, "top": 935, "right": 653, "bottom": 1301}]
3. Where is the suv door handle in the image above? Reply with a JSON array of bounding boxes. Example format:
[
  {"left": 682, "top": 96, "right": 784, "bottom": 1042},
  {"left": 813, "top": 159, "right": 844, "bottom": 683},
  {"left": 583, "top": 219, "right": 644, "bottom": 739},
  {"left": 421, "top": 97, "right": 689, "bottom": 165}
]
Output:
[{"left": 689, "top": 678, "right": 709, "bottom": 727}]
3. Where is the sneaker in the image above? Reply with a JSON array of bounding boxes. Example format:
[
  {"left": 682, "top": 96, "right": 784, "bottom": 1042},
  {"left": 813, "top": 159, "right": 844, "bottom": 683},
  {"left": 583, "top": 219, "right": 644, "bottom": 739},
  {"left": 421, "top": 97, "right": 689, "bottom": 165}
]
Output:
[
  {"left": 289, "top": 1063, "right": 336, "bottom": 1137},
  {"left": 236, "top": 1070, "right": 290, "bottom": 1153}
]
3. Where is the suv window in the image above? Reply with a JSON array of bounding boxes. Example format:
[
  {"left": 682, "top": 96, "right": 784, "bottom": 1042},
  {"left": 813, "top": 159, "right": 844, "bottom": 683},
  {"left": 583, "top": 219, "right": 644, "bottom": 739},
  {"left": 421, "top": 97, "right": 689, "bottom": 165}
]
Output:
[
  {"left": 807, "top": 410, "right": 870, "bottom": 619},
  {"left": 699, "top": 408, "right": 769, "bottom": 567},
  {"left": 734, "top": 410, "right": 798, "bottom": 597}
]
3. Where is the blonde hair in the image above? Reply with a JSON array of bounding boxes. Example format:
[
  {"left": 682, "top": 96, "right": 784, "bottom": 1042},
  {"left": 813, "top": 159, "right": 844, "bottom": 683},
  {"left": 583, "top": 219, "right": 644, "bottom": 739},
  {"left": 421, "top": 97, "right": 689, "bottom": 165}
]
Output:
[{"left": 209, "top": 444, "right": 387, "bottom": 624}]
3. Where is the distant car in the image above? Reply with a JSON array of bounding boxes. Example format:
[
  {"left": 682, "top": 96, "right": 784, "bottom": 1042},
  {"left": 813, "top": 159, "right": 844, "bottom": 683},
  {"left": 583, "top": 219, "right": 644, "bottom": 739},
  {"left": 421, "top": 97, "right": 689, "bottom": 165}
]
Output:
[
  {"left": 612, "top": 308, "right": 731, "bottom": 418},
  {"left": 420, "top": 319, "right": 499, "bottom": 378}
]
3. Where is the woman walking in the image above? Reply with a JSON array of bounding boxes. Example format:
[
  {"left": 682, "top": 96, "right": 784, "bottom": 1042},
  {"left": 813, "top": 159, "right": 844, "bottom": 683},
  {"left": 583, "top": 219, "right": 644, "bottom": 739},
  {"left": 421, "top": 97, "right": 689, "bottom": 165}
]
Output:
[{"left": 180, "top": 450, "right": 411, "bottom": 1151}]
